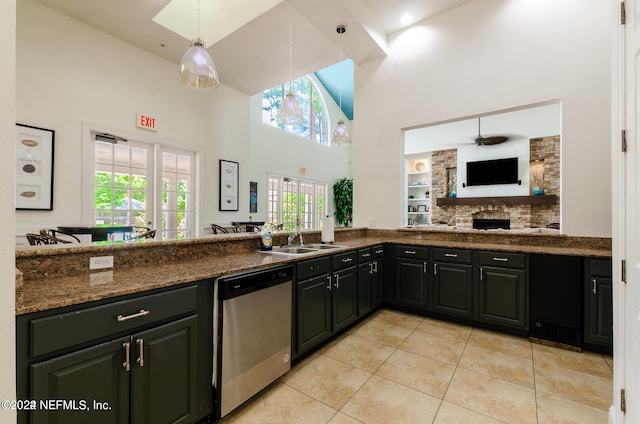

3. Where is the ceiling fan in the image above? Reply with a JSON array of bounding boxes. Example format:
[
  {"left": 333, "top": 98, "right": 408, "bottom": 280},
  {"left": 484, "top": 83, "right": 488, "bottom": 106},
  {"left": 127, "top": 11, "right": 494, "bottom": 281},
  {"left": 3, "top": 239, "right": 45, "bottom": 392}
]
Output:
[{"left": 474, "top": 117, "right": 509, "bottom": 146}]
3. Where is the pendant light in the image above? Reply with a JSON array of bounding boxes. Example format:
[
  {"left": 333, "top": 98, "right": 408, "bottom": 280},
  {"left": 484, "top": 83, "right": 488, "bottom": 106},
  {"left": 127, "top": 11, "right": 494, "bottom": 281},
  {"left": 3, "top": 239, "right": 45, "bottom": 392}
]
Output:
[
  {"left": 277, "top": 13, "right": 303, "bottom": 125},
  {"left": 179, "top": 0, "right": 219, "bottom": 89},
  {"left": 332, "top": 25, "right": 351, "bottom": 146}
]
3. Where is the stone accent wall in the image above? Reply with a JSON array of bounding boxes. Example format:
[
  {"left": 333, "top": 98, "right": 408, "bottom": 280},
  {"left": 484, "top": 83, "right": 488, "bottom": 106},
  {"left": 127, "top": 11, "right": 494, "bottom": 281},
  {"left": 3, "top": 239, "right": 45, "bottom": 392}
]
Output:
[
  {"left": 430, "top": 136, "right": 560, "bottom": 230},
  {"left": 530, "top": 135, "right": 560, "bottom": 228},
  {"left": 431, "top": 149, "right": 457, "bottom": 225}
]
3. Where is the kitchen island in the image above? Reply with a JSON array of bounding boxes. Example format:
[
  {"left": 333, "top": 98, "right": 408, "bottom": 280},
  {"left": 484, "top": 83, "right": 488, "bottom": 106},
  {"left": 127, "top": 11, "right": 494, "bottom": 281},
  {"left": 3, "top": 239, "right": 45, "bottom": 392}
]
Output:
[{"left": 15, "top": 227, "right": 610, "bottom": 315}]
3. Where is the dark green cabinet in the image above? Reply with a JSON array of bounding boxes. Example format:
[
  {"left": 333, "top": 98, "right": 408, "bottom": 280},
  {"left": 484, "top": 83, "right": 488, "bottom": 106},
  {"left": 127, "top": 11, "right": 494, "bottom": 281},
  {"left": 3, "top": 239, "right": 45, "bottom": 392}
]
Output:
[
  {"left": 31, "top": 338, "right": 129, "bottom": 424},
  {"left": 296, "top": 270, "right": 332, "bottom": 355},
  {"left": 30, "top": 316, "right": 198, "bottom": 424},
  {"left": 357, "top": 245, "right": 385, "bottom": 317},
  {"left": 478, "top": 252, "right": 528, "bottom": 330},
  {"left": 584, "top": 258, "right": 613, "bottom": 350},
  {"left": 332, "top": 265, "right": 358, "bottom": 332},
  {"left": 432, "top": 262, "right": 473, "bottom": 318},
  {"left": 17, "top": 281, "right": 213, "bottom": 424},
  {"left": 393, "top": 246, "right": 429, "bottom": 309},
  {"left": 432, "top": 248, "right": 473, "bottom": 318},
  {"left": 294, "top": 251, "right": 358, "bottom": 358},
  {"left": 371, "top": 246, "right": 385, "bottom": 308}
]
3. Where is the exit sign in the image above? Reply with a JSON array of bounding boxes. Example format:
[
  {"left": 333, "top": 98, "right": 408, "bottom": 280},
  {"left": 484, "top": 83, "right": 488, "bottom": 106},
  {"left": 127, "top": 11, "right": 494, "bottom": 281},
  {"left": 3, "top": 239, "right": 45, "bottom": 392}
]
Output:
[{"left": 136, "top": 114, "right": 157, "bottom": 131}]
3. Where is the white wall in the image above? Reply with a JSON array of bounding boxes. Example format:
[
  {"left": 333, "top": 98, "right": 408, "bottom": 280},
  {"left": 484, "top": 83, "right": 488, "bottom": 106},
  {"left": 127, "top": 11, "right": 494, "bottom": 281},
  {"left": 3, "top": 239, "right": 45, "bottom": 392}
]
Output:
[
  {"left": 0, "top": 0, "right": 17, "bottom": 419},
  {"left": 353, "top": 0, "right": 612, "bottom": 237},
  {"left": 247, "top": 76, "right": 352, "bottom": 223},
  {"left": 15, "top": 0, "right": 351, "bottom": 235}
]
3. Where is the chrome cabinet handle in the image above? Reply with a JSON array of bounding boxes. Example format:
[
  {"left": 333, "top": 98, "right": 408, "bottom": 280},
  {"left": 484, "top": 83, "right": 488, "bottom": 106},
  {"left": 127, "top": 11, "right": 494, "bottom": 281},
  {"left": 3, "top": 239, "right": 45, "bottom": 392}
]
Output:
[
  {"left": 480, "top": 267, "right": 484, "bottom": 281},
  {"left": 424, "top": 261, "right": 427, "bottom": 274},
  {"left": 444, "top": 253, "right": 458, "bottom": 258},
  {"left": 492, "top": 257, "right": 509, "bottom": 262},
  {"left": 123, "top": 342, "right": 131, "bottom": 371},
  {"left": 342, "top": 257, "right": 353, "bottom": 263},
  {"left": 369, "top": 263, "right": 373, "bottom": 275},
  {"left": 334, "top": 274, "right": 340, "bottom": 289},
  {"left": 375, "top": 249, "right": 384, "bottom": 254},
  {"left": 326, "top": 275, "right": 332, "bottom": 291},
  {"left": 362, "top": 253, "right": 371, "bottom": 258},
  {"left": 433, "top": 263, "right": 438, "bottom": 275},
  {"left": 117, "top": 309, "right": 150, "bottom": 322},
  {"left": 404, "top": 250, "right": 416, "bottom": 255},
  {"left": 136, "top": 339, "right": 144, "bottom": 367},
  {"left": 373, "top": 261, "right": 378, "bottom": 273},
  {"left": 592, "top": 278, "right": 597, "bottom": 295}
]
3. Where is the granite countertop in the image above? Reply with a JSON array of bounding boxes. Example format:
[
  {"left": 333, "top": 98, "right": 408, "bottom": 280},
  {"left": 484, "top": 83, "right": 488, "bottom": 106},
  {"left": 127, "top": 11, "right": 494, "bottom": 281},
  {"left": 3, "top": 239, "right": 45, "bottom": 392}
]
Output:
[{"left": 15, "top": 229, "right": 611, "bottom": 315}]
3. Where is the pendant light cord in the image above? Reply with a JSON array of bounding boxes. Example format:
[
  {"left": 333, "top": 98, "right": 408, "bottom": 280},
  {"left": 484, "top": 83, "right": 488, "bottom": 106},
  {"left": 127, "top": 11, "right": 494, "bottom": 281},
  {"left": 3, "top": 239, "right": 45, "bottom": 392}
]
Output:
[
  {"left": 338, "top": 39, "right": 343, "bottom": 115},
  {"left": 288, "top": 14, "right": 293, "bottom": 92},
  {"left": 197, "top": 0, "right": 200, "bottom": 39}
]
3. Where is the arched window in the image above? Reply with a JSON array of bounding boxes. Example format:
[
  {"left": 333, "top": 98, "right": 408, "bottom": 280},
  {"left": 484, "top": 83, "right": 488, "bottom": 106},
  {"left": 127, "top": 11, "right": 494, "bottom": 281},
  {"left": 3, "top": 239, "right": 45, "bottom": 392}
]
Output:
[{"left": 262, "top": 76, "right": 329, "bottom": 145}]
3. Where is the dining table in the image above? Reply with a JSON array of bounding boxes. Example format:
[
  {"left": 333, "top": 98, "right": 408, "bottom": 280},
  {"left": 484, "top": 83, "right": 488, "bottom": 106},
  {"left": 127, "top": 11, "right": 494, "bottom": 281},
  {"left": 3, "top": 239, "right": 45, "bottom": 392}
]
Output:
[{"left": 57, "top": 225, "right": 134, "bottom": 242}]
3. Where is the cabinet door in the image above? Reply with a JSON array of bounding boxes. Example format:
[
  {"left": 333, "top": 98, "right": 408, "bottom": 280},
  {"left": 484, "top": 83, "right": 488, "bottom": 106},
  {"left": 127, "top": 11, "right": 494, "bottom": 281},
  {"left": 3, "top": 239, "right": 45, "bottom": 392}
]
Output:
[
  {"left": 394, "top": 257, "right": 428, "bottom": 309},
  {"left": 432, "top": 262, "right": 473, "bottom": 318},
  {"left": 296, "top": 275, "right": 332, "bottom": 355},
  {"left": 357, "top": 262, "right": 373, "bottom": 317},
  {"left": 371, "top": 259, "right": 384, "bottom": 308},
  {"left": 131, "top": 315, "right": 199, "bottom": 424},
  {"left": 586, "top": 276, "right": 613, "bottom": 346},
  {"left": 30, "top": 338, "right": 130, "bottom": 424},
  {"left": 332, "top": 266, "right": 358, "bottom": 332},
  {"left": 479, "top": 266, "right": 527, "bottom": 330}
]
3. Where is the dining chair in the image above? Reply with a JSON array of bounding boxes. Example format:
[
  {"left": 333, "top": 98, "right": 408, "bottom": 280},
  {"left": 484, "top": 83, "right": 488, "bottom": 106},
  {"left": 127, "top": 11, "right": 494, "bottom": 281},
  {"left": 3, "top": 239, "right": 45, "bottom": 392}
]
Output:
[
  {"left": 41, "top": 229, "right": 81, "bottom": 243},
  {"left": 26, "top": 232, "right": 57, "bottom": 245},
  {"left": 211, "top": 224, "right": 230, "bottom": 234},
  {"left": 127, "top": 226, "right": 157, "bottom": 240}
]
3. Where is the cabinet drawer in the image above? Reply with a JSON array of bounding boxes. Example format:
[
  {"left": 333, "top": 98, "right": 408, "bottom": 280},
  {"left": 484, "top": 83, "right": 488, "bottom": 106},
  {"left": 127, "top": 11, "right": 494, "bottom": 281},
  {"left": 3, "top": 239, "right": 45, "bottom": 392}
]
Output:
[
  {"left": 333, "top": 251, "right": 358, "bottom": 270},
  {"left": 478, "top": 251, "right": 526, "bottom": 268},
  {"left": 587, "top": 258, "right": 612, "bottom": 277},
  {"left": 29, "top": 285, "right": 198, "bottom": 358},
  {"left": 371, "top": 245, "right": 385, "bottom": 259},
  {"left": 395, "top": 245, "right": 429, "bottom": 259},
  {"left": 358, "top": 248, "right": 372, "bottom": 264},
  {"left": 297, "top": 256, "right": 331, "bottom": 280},
  {"left": 433, "top": 248, "right": 472, "bottom": 264}
]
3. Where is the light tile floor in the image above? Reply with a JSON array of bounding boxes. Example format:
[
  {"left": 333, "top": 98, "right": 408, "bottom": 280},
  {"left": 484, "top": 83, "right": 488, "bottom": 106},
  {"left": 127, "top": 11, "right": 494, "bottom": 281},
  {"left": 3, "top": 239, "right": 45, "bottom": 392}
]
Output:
[{"left": 219, "top": 309, "right": 613, "bottom": 424}]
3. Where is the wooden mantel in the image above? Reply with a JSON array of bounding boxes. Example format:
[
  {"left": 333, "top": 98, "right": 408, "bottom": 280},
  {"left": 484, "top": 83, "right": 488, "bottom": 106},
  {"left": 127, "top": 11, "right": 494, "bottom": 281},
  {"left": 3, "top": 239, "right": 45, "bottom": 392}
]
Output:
[{"left": 436, "top": 195, "right": 558, "bottom": 206}]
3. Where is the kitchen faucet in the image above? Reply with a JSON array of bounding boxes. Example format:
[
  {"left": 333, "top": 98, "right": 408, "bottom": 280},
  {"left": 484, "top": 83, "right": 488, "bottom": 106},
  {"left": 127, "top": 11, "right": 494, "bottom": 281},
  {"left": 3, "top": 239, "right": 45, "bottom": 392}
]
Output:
[{"left": 287, "top": 231, "right": 304, "bottom": 246}]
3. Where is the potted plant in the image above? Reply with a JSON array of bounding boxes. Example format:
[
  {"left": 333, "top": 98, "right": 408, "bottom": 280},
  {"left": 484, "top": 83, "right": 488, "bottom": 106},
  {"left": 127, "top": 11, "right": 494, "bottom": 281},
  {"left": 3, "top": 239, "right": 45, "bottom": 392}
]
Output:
[{"left": 333, "top": 177, "right": 353, "bottom": 227}]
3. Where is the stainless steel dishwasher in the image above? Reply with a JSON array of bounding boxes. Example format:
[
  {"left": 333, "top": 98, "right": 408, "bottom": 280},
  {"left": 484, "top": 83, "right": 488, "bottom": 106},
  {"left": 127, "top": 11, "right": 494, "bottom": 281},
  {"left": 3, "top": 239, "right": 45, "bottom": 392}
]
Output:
[{"left": 215, "top": 265, "right": 293, "bottom": 418}]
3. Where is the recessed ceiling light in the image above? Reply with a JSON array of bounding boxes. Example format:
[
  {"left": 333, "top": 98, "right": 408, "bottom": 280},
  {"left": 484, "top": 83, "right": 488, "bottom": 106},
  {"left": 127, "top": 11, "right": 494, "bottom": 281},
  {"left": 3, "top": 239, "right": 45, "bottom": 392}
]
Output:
[{"left": 400, "top": 13, "right": 414, "bottom": 26}]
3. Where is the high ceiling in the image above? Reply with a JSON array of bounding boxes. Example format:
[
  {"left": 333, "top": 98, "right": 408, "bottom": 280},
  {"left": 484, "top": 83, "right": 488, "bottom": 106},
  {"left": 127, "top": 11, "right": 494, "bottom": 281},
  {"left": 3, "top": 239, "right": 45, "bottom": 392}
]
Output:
[{"left": 33, "top": 0, "right": 474, "bottom": 100}]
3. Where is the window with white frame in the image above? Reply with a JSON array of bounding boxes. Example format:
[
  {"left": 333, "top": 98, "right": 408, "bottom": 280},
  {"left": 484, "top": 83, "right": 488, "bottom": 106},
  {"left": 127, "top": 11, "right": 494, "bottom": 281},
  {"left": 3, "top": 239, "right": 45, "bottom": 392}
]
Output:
[
  {"left": 267, "top": 174, "right": 327, "bottom": 231},
  {"left": 262, "top": 76, "right": 329, "bottom": 145},
  {"left": 89, "top": 132, "right": 197, "bottom": 240}
]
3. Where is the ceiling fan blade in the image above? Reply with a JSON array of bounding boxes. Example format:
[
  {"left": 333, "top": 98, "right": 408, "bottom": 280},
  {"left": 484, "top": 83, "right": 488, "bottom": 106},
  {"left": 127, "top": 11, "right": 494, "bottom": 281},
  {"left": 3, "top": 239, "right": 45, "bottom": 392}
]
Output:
[{"left": 477, "top": 136, "right": 509, "bottom": 145}]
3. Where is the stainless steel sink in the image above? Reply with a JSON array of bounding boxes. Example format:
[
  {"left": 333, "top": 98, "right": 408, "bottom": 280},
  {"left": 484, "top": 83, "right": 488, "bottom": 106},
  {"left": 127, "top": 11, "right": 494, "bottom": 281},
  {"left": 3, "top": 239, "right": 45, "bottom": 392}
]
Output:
[
  {"left": 262, "top": 244, "right": 348, "bottom": 256},
  {"left": 304, "top": 244, "right": 347, "bottom": 250},
  {"left": 266, "top": 246, "right": 319, "bottom": 255}
]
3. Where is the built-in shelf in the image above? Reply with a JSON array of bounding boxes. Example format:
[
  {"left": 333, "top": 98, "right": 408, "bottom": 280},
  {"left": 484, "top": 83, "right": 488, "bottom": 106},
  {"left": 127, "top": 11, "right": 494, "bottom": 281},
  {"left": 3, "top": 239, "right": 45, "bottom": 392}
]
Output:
[{"left": 436, "top": 195, "right": 558, "bottom": 206}]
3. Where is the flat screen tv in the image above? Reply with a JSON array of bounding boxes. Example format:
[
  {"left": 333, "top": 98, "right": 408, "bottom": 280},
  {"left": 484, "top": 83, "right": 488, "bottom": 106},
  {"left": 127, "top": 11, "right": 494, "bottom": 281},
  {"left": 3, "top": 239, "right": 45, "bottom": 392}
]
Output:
[{"left": 466, "top": 157, "right": 519, "bottom": 186}]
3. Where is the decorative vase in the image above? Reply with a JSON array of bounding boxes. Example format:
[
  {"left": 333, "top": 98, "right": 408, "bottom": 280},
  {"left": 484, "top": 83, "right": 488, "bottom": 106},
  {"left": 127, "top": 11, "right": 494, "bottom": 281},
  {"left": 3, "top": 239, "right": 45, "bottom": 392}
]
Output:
[
  {"left": 449, "top": 192, "right": 457, "bottom": 198},
  {"left": 533, "top": 187, "right": 544, "bottom": 196}
]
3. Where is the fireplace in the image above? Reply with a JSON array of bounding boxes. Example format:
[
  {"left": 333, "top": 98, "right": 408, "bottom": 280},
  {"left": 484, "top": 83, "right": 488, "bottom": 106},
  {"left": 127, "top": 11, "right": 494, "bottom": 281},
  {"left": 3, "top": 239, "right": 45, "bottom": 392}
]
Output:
[{"left": 473, "top": 219, "right": 511, "bottom": 230}]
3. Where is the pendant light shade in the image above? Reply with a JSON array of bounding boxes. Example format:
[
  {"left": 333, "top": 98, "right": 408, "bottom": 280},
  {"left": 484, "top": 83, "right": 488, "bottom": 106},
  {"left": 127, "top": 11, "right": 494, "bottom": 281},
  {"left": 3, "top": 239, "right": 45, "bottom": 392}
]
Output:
[
  {"left": 179, "top": 0, "right": 219, "bottom": 90},
  {"left": 332, "top": 119, "right": 351, "bottom": 145},
  {"left": 332, "top": 25, "right": 351, "bottom": 145},
  {"left": 278, "top": 91, "right": 303, "bottom": 125},
  {"left": 179, "top": 39, "right": 219, "bottom": 89},
  {"left": 277, "top": 14, "right": 303, "bottom": 125}
]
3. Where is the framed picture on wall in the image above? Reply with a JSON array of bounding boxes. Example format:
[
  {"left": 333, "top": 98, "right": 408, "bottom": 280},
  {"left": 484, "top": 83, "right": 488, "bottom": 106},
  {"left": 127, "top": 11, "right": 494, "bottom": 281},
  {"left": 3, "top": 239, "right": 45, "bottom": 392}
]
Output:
[
  {"left": 15, "top": 123, "right": 55, "bottom": 210},
  {"left": 249, "top": 181, "right": 257, "bottom": 213},
  {"left": 219, "top": 160, "right": 239, "bottom": 211}
]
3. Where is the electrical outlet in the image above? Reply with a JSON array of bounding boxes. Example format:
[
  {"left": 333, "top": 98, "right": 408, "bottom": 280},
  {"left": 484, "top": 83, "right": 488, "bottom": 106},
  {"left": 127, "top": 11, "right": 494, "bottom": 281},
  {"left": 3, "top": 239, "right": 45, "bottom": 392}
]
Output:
[{"left": 90, "top": 256, "right": 114, "bottom": 270}]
